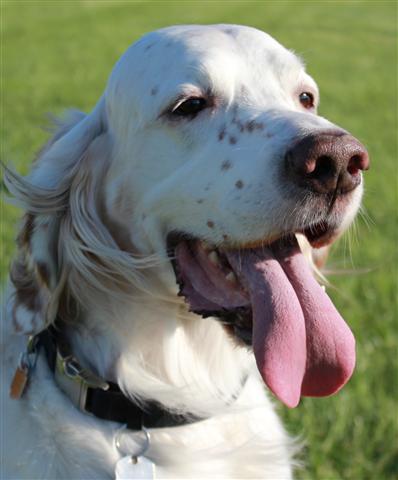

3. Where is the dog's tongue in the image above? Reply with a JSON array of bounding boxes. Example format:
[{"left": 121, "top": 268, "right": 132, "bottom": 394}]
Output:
[{"left": 226, "top": 239, "right": 355, "bottom": 407}]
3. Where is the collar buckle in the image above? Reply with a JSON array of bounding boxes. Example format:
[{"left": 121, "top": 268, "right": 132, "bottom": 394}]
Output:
[{"left": 55, "top": 351, "right": 109, "bottom": 412}]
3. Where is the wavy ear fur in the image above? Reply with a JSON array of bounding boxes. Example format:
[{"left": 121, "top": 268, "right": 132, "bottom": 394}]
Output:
[
  {"left": 5, "top": 100, "right": 107, "bottom": 335},
  {"left": 5, "top": 97, "right": 166, "bottom": 335},
  {"left": 8, "top": 213, "right": 63, "bottom": 334}
]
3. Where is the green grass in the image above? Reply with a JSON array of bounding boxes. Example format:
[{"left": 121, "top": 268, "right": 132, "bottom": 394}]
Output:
[{"left": 1, "top": 1, "right": 397, "bottom": 479}]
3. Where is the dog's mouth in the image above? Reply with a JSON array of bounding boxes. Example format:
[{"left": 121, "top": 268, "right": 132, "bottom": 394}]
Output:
[{"left": 168, "top": 226, "right": 355, "bottom": 408}]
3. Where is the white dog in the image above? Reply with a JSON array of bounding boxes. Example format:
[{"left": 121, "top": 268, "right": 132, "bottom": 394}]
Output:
[{"left": 1, "top": 24, "right": 369, "bottom": 479}]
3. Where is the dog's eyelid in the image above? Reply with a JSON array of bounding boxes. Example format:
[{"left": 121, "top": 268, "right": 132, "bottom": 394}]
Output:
[
  {"left": 164, "top": 94, "right": 211, "bottom": 119},
  {"left": 171, "top": 95, "right": 205, "bottom": 112},
  {"left": 158, "top": 91, "right": 203, "bottom": 119}
]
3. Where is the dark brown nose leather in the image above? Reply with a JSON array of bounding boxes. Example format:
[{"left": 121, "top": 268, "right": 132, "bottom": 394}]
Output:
[{"left": 285, "top": 131, "right": 369, "bottom": 194}]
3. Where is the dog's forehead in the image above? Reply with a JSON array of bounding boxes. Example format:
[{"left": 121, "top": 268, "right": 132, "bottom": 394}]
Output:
[
  {"left": 123, "top": 24, "right": 301, "bottom": 78},
  {"left": 106, "top": 24, "right": 305, "bottom": 120}
]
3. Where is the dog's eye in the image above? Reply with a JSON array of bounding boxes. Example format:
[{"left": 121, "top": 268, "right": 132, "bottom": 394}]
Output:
[
  {"left": 172, "top": 97, "right": 207, "bottom": 117},
  {"left": 299, "top": 92, "right": 315, "bottom": 109}
]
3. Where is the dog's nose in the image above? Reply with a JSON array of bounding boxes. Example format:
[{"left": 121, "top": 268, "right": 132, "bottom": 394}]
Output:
[{"left": 285, "top": 131, "right": 369, "bottom": 194}]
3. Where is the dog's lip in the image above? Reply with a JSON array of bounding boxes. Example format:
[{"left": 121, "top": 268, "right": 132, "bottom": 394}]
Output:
[
  {"left": 299, "top": 221, "right": 338, "bottom": 248},
  {"left": 167, "top": 220, "right": 337, "bottom": 254}
]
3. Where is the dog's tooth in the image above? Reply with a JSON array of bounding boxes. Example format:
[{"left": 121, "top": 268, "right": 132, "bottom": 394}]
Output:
[
  {"left": 225, "top": 271, "right": 237, "bottom": 284},
  {"left": 208, "top": 250, "right": 220, "bottom": 265}
]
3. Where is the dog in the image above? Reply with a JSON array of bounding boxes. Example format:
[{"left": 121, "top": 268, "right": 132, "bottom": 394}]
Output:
[{"left": 1, "top": 24, "right": 369, "bottom": 479}]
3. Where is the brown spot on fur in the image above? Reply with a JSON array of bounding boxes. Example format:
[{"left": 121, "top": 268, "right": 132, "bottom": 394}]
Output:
[
  {"left": 197, "top": 199, "right": 204, "bottom": 204},
  {"left": 10, "top": 256, "right": 43, "bottom": 317},
  {"left": 218, "top": 127, "right": 226, "bottom": 141},
  {"left": 222, "top": 234, "right": 229, "bottom": 241},
  {"left": 246, "top": 121, "right": 255, "bottom": 132},
  {"left": 229, "top": 136, "right": 237, "bottom": 145},
  {"left": 36, "top": 262, "right": 50, "bottom": 287},
  {"left": 235, "top": 180, "right": 244, "bottom": 189},
  {"left": 221, "top": 160, "right": 232, "bottom": 171},
  {"left": 207, "top": 221, "right": 215, "bottom": 229},
  {"left": 232, "top": 117, "right": 245, "bottom": 132},
  {"left": 150, "top": 87, "right": 158, "bottom": 96},
  {"left": 145, "top": 43, "right": 154, "bottom": 51},
  {"left": 246, "top": 120, "right": 264, "bottom": 132},
  {"left": 18, "top": 214, "right": 35, "bottom": 248}
]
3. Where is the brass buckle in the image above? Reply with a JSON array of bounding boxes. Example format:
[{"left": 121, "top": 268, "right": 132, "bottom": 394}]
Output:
[{"left": 55, "top": 351, "right": 109, "bottom": 412}]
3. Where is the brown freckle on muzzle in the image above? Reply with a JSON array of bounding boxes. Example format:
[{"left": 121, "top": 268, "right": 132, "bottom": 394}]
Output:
[
  {"left": 235, "top": 180, "right": 244, "bottom": 189},
  {"left": 150, "top": 87, "right": 158, "bottom": 96},
  {"left": 246, "top": 120, "right": 264, "bottom": 132},
  {"left": 207, "top": 221, "right": 215, "bottom": 229},
  {"left": 221, "top": 160, "right": 232, "bottom": 171},
  {"left": 197, "top": 199, "right": 204, "bottom": 204},
  {"left": 218, "top": 127, "right": 226, "bottom": 141},
  {"left": 229, "top": 136, "right": 237, "bottom": 145}
]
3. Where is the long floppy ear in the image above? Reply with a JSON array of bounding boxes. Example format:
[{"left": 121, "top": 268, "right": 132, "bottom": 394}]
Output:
[
  {"left": 8, "top": 213, "right": 63, "bottom": 334},
  {"left": 5, "top": 98, "right": 107, "bottom": 335}
]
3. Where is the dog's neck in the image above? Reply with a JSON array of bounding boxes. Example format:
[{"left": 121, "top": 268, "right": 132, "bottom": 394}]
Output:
[{"left": 64, "top": 291, "right": 253, "bottom": 418}]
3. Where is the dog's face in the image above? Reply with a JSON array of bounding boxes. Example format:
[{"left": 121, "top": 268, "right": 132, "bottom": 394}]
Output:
[{"left": 104, "top": 25, "right": 367, "bottom": 256}]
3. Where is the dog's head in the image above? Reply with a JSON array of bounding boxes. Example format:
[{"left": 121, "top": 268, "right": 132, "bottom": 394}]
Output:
[{"left": 6, "top": 25, "right": 369, "bottom": 407}]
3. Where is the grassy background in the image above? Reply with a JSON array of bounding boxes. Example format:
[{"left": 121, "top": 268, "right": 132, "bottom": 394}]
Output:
[{"left": 1, "top": 1, "right": 397, "bottom": 479}]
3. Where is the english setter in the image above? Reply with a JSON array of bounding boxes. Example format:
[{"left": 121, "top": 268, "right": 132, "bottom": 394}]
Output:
[{"left": 2, "top": 24, "right": 369, "bottom": 479}]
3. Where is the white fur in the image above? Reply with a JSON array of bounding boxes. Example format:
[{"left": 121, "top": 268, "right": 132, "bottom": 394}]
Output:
[{"left": 2, "top": 24, "right": 363, "bottom": 479}]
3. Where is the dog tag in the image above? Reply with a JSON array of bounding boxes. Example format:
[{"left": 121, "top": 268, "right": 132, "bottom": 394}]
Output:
[
  {"left": 115, "top": 455, "right": 155, "bottom": 479},
  {"left": 10, "top": 364, "right": 29, "bottom": 399}
]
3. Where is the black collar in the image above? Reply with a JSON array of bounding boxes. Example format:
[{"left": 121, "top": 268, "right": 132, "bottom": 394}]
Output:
[{"left": 37, "top": 327, "right": 202, "bottom": 430}]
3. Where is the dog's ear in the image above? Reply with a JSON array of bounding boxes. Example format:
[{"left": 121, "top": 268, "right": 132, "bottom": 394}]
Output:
[
  {"left": 8, "top": 213, "right": 63, "bottom": 334},
  {"left": 5, "top": 98, "right": 107, "bottom": 335}
]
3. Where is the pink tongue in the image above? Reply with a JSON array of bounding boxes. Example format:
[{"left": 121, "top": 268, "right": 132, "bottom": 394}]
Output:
[
  {"left": 273, "top": 240, "right": 356, "bottom": 398},
  {"left": 226, "top": 247, "right": 306, "bottom": 407},
  {"left": 226, "top": 240, "right": 356, "bottom": 407}
]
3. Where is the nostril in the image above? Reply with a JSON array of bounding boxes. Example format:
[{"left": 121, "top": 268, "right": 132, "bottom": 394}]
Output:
[
  {"left": 309, "top": 156, "right": 336, "bottom": 180},
  {"left": 347, "top": 156, "right": 360, "bottom": 176},
  {"left": 347, "top": 152, "right": 370, "bottom": 175}
]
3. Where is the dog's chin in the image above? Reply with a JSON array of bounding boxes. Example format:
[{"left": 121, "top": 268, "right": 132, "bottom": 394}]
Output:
[{"left": 167, "top": 220, "right": 339, "bottom": 347}]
